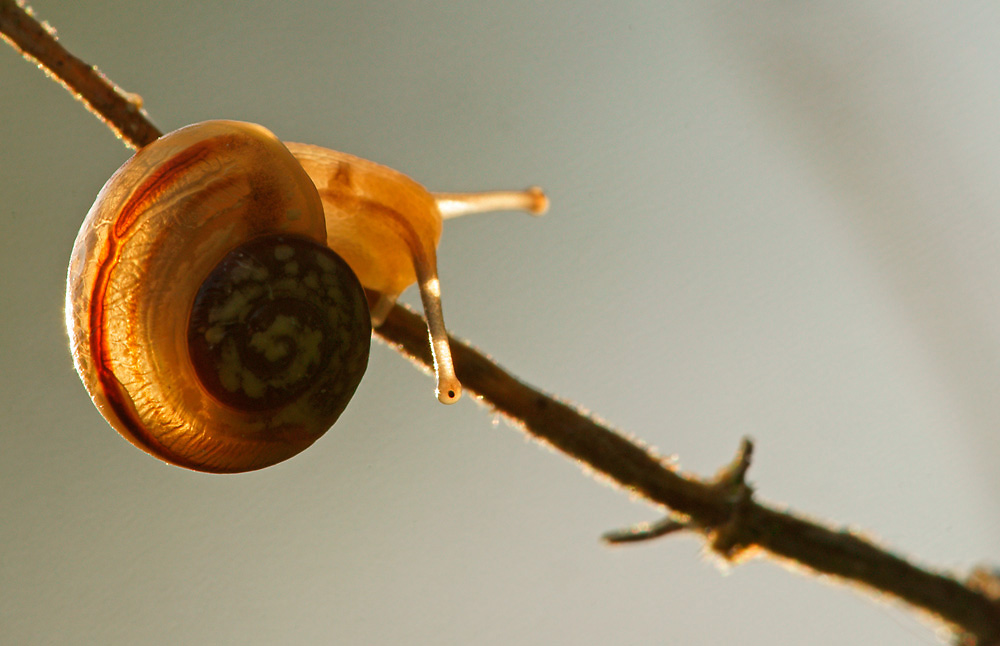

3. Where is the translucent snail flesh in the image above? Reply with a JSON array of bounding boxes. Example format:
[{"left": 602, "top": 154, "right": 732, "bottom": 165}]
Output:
[
  {"left": 285, "top": 141, "right": 547, "bottom": 403},
  {"left": 66, "top": 120, "right": 547, "bottom": 473}
]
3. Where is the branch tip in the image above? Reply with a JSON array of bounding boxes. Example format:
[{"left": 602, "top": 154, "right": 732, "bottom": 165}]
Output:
[{"left": 603, "top": 516, "right": 688, "bottom": 545}]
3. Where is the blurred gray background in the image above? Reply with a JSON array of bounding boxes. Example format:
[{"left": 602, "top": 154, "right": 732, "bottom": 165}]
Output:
[{"left": 2, "top": 2, "right": 999, "bottom": 644}]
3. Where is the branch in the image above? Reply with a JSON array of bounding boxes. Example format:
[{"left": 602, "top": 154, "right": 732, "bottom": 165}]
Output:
[
  {"left": 5, "top": 2, "right": 999, "bottom": 643},
  {"left": 0, "top": 0, "right": 159, "bottom": 148},
  {"left": 380, "top": 305, "right": 1000, "bottom": 645}
]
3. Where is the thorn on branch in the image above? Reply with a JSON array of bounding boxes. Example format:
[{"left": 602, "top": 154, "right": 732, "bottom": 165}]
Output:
[
  {"left": 712, "top": 436, "right": 753, "bottom": 495},
  {"left": 707, "top": 437, "right": 755, "bottom": 560}
]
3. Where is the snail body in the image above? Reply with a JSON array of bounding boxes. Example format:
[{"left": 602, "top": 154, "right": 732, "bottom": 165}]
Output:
[
  {"left": 285, "top": 142, "right": 547, "bottom": 402},
  {"left": 66, "top": 120, "right": 547, "bottom": 472}
]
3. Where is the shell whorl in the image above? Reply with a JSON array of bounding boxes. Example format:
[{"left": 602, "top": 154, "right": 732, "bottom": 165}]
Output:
[{"left": 188, "top": 234, "right": 370, "bottom": 416}]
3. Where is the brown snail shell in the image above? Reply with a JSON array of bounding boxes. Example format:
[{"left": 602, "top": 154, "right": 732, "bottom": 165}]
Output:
[{"left": 66, "top": 121, "right": 370, "bottom": 473}]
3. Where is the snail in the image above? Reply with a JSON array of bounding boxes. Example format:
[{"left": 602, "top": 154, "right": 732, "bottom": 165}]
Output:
[{"left": 65, "top": 120, "right": 548, "bottom": 473}]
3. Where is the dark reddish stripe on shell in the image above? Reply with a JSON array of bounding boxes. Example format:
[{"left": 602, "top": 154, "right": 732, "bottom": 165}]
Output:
[{"left": 88, "top": 138, "right": 225, "bottom": 471}]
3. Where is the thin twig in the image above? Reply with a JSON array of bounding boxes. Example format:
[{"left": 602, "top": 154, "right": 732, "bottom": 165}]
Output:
[
  {"left": 0, "top": 0, "right": 160, "bottom": 149},
  {"left": 603, "top": 516, "right": 688, "bottom": 543},
  {"left": 4, "top": 3, "right": 999, "bottom": 643}
]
